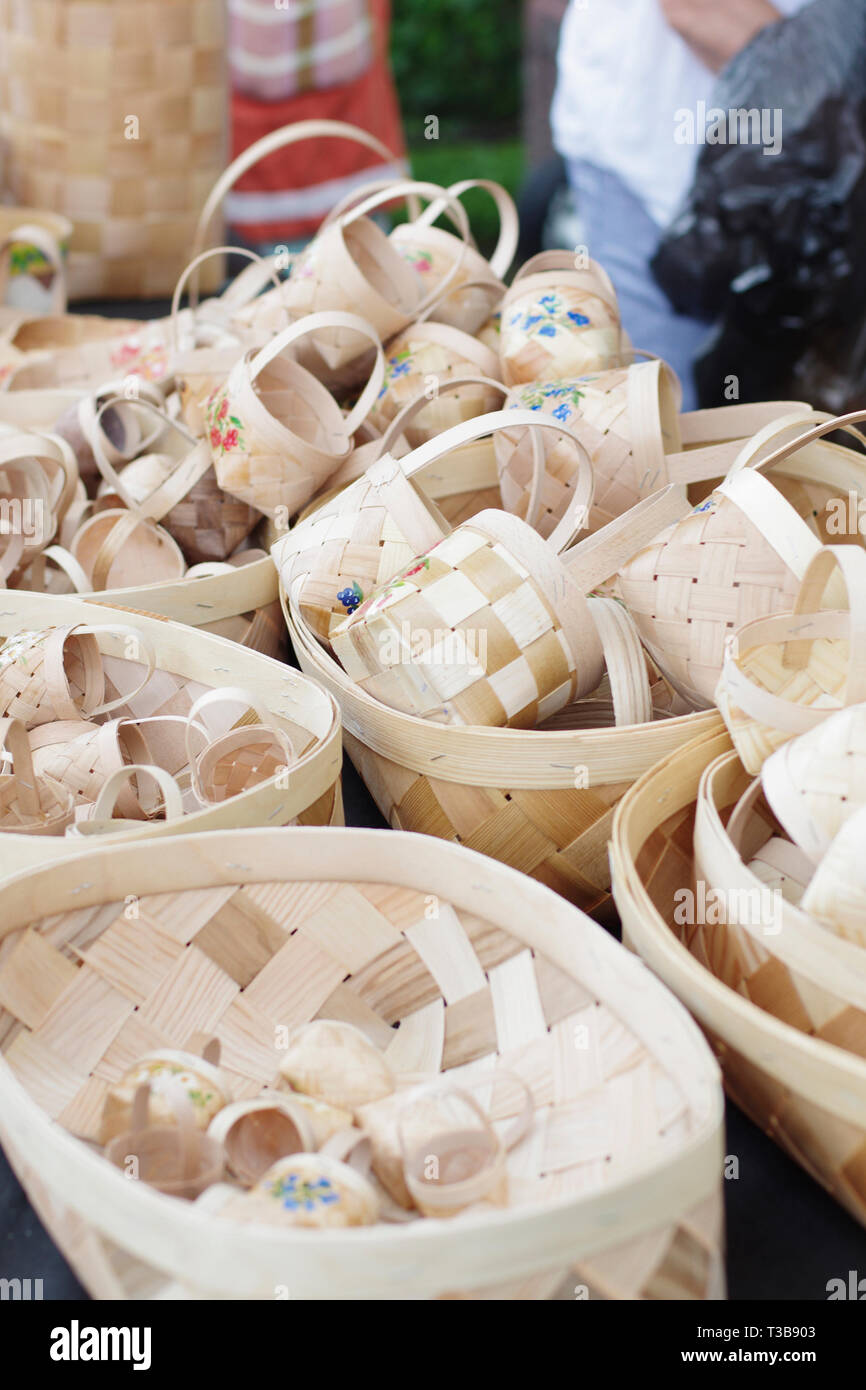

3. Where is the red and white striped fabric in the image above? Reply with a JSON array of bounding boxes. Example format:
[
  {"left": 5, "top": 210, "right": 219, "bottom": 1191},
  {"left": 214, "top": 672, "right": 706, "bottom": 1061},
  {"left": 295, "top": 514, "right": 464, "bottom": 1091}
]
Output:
[
  {"left": 228, "top": 0, "right": 407, "bottom": 244},
  {"left": 229, "top": 0, "right": 374, "bottom": 102}
]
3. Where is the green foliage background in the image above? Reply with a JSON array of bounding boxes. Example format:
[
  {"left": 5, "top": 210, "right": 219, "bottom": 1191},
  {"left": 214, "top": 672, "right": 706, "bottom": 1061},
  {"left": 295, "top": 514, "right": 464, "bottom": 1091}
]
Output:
[
  {"left": 389, "top": 0, "right": 524, "bottom": 252},
  {"left": 390, "top": 0, "right": 521, "bottom": 132}
]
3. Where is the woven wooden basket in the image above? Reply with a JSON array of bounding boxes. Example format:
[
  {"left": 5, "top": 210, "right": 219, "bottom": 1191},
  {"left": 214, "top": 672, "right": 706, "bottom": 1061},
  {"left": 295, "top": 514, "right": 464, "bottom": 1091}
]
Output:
[
  {"left": 367, "top": 321, "right": 503, "bottom": 446},
  {"left": 0, "top": 825, "right": 724, "bottom": 1299},
  {"left": 716, "top": 544, "right": 866, "bottom": 774},
  {"left": 692, "top": 749, "right": 866, "bottom": 1059},
  {"left": 498, "top": 253, "right": 623, "bottom": 386},
  {"left": 0, "top": 592, "right": 341, "bottom": 880},
  {"left": 284, "top": 579, "right": 721, "bottom": 911},
  {"left": 494, "top": 363, "right": 807, "bottom": 537},
  {"left": 615, "top": 409, "right": 866, "bottom": 709},
  {"left": 24, "top": 550, "right": 286, "bottom": 661},
  {"left": 610, "top": 729, "right": 866, "bottom": 1228},
  {"left": 272, "top": 408, "right": 582, "bottom": 646},
  {"left": 0, "top": 0, "right": 227, "bottom": 299}
]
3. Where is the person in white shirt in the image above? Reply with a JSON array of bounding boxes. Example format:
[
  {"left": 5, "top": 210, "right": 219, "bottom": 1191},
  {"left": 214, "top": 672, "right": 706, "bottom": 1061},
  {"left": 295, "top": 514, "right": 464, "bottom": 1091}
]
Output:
[{"left": 551, "top": 0, "right": 811, "bottom": 407}]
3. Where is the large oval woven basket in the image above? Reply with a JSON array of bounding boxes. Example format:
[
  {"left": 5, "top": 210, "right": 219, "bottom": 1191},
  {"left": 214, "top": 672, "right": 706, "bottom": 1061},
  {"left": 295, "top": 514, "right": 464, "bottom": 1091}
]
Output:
[
  {"left": 610, "top": 728, "right": 866, "bottom": 1228},
  {"left": 84, "top": 550, "right": 285, "bottom": 660},
  {"left": 283, "top": 582, "right": 721, "bottom": 911},
  {"left": 0, "top": 592, "right": 341, "bottom": 878},
  {"left": 0, "top": 826, "right": 724, "bottom": 1299}
]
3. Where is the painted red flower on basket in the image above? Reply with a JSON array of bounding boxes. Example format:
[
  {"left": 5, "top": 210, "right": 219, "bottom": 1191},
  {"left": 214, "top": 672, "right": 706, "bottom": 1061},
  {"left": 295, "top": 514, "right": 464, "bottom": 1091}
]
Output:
[{"left": 206, "top": 389, "right": 245, "bottom": 455}]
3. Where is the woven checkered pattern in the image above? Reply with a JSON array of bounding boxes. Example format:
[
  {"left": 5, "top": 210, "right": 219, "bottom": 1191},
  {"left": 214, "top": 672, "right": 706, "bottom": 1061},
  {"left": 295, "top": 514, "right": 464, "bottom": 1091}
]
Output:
[
  {"left": 367, "top": 327, "right": 502, "bottom": 447},
  {"left": 0, "top": 871, "right": 720, "bottom": 1300},
  {"left": 273, "top": 441, "right": 504, "bottom": 646},
  {"left": 391, "top": 229, "right": 504, "bottom": 337},
  {"left": 624, "top": 777, "right": 866, "bottom": 1228},
  {"left": 616, "top": 496, "right": 808, "bottom": 710},
  {"left": 331, "top": 524, "right": 583, "bottom": 728},
  {"left": 0, "top": 0, "right": 227, "bottom": 299},
  {"left": 499, "top": 286, "right": 620, "bottom": 387}
]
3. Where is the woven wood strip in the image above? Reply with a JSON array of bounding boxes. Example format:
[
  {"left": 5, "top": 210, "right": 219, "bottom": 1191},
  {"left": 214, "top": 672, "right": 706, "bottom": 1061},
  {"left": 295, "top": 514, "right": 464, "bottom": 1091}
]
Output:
[
  {"left": 612, "top": 730, "right": 866, "bottom": 1230},
  {"left": 0, "top": 867, "right": 718, "bottom": 1299},
  {"left": 0, "top": 0, "right": 227, "bottom": 299}
]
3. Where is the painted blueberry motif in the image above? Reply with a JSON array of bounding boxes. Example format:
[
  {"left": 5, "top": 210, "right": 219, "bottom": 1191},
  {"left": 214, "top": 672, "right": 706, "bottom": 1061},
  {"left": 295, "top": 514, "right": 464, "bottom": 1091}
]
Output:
[{"left": 337, "top": 581, "right": 363, "bottom": 612}]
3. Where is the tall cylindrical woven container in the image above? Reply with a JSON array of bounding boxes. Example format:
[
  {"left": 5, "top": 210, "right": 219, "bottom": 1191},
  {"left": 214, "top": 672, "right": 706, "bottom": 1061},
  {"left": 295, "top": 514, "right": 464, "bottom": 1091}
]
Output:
[{"left": 0, "top": 0, "right": 227, "bottom": 299}]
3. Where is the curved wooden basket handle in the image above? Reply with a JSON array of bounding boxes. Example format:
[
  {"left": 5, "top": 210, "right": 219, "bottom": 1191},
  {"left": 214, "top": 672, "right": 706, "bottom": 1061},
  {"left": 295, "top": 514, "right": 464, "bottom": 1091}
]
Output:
[
  {"left": 563, "top": 484, "right": 690, "bottom": 591},
  {"left": 85, "top": 763, "right": 185, "bottom": 824},
  {"left": 335, "top": 179, "right": 474, "bottom": 318},
  {"left": 247, "top": 310, "right": 385, "bottom": 441},
  {"left": 0, "top": 222, "right": 67, "bottom": 314},
  {"left": 91, "top": 397, "right": 210, "bottom": 524},
  {"left": 726, "top": 407, "right": 866, "bottom": 477},
  {"left": 170, "top": 244, "right": 289, "bottom": 332},
  {"left": 788, "top": 544, "right": 866, "bottom": 701},
  {"left": 44, "top": 622, "right": 157, "bottom": 720},
  {"left": 0, "top": 716, "right": 41, "bottom": 816},
  {"left": 184, "top": 685, "right": 294, "bottom": 806},
  {"left": 587, "top": 597, "right": 653, "bottom": 728},
  {"left": 193, "top": 119, "right": 406, "bottom": 272},
  {"left": 412, "top": 178, "right": 519, "bottom": 280}
]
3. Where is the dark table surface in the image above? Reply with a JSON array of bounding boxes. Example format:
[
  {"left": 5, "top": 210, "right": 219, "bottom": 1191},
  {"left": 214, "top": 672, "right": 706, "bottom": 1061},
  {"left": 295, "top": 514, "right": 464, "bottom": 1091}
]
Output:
[{"left": 2, "top": 296, "right": 864, "bottom": 1301}]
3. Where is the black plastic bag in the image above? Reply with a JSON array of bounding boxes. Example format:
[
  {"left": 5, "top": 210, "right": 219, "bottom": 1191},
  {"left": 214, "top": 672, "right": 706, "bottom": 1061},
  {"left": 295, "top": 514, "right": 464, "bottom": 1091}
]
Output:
[{"left": 651, "top": 0, "right": 866, "bottom": 410}]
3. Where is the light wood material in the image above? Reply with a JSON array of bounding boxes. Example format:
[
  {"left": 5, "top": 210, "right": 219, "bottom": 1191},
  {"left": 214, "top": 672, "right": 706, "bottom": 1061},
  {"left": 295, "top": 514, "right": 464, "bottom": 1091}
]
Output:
[
  {"left": 0, "top": 0, "right": 228, "bottom": 299},
  {"left": 0, "top": 825, "right": 723, "bottom": 1298},
  {"left": 717, "top": 545, "right": 866, "bottom": 773},
  {"left": 616, "top": 409, "right": 866, "bottom": 709},
  {"left": 0, "top": 592, "right": 342, "bottom": 877},
  {"left": 498, "top": 253, "right": 622, "bottom": 385},
  {"left": 284, "top": 578, "right": 720, "bottom": 911}
]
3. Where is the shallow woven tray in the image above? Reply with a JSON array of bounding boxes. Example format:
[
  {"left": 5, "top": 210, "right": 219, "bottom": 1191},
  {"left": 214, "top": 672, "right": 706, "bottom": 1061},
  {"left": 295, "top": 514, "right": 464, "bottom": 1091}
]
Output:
[
  {"left": 0, "top": 592, "right": 341, "bottom": 878},
  {"left": 0, "top": 826, "right": 724, "bottom": 1299},
  {"left": 610, "top": 728, "right": 866, "bottom": 1228}
]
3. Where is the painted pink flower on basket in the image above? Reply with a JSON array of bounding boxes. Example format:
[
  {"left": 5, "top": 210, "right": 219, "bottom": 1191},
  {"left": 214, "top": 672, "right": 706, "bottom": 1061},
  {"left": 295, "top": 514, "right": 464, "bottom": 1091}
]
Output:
[{"left": 206, "top": 389, "right": 246, "bottom": 456}]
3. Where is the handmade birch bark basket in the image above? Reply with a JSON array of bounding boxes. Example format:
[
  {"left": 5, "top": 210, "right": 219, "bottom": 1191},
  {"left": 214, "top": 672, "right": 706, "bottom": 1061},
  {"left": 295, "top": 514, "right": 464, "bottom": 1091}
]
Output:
[
  {"left": 615, "top": 409, "right": 866, "bottom": 709},
  {"left": 610, "top": 728, "right": 866, "bottom": 1229},
  {"left": 498, "top": 252, "right": 624, "bottom": 385},
  {"left": 0, "top": 826, "right": 724, "bottom": 1299},
  {"left": 691, "top": 750, "right": 866, "bottom": 1059},
  {"left": 0, "top": 592, "right": 341, "bottom": 879},
  {"left": 283, "top": 574, "right": 721, "bottom": 912},
  {"left": 493, "top": 359, "right": 809, "bottom": 537},
  {"left": 271, "top": 407, "right": 580, "bottom": 646},
  {"left": 715, "top": 544, "right": 866, "bottom": 774}
]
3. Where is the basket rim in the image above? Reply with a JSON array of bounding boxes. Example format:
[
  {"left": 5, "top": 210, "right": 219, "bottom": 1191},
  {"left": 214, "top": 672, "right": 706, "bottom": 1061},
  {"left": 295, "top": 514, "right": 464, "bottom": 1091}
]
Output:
[
  {"left": 610, "top": 728, "right": 866, "bottom": 1127},
  {"left": 0, "top": 825, "right": 723, "bottom": 1299},
  {"left": 0, "top": 592, "right": 341, "bottom": 872},
  {"left": 695, "top": 749, "right": 866, "bottom": 1003},
  {"left": 281, "top": 581, "right": 720, "bottom": 787}
]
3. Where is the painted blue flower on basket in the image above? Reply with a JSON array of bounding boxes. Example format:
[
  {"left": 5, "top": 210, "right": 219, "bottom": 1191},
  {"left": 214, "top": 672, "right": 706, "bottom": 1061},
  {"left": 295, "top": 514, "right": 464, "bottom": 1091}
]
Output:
[
  {"left": 337, "top": 581, "right": 363, "bottom": 612},
  {"left": 513, "top": 380, "right": 586, "bottom": 424},
  {"left": 509, "top": 293, "right": 590, "bottom": 341},
  {"left": 269, "top": 1173, "right": 340, "bottom": 1212}
]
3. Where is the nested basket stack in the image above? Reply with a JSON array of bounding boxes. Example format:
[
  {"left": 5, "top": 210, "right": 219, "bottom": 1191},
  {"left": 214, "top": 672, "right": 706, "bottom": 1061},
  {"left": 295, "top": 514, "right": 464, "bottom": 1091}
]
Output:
[
  {"left": 610, "top": 728, "right": 866, "bottom": 1228},
  {"left": 0, "top": 0, "right": 227, "bottom": 298},
  {"left": 0, "top": 826, "right": 725, "bottom": 1299},
  {"left": 0, "top": 591, "right": 342, "bottom": 878},
  {"left": 284, "top": 576, "right": 721, "bottom": 912}
]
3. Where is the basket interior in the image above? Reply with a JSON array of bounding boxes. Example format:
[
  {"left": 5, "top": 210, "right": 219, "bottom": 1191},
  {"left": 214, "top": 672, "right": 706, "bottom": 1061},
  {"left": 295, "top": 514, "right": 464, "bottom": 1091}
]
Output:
[{"left": 0, "top": 868, "right": 718, "bottom": 1297}]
